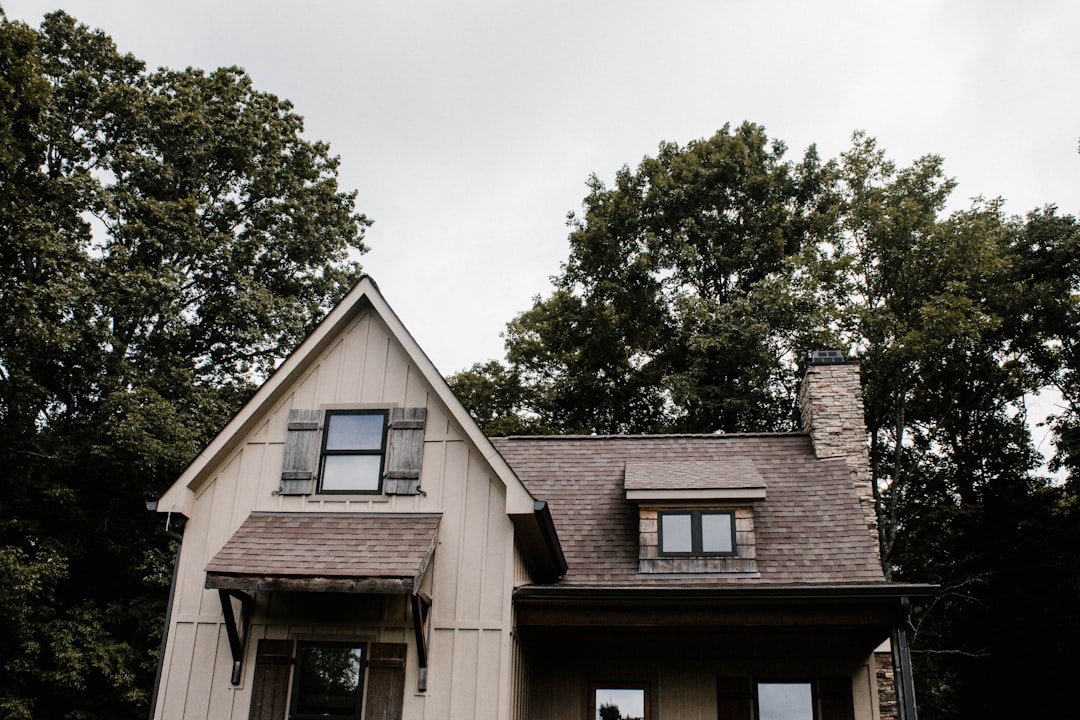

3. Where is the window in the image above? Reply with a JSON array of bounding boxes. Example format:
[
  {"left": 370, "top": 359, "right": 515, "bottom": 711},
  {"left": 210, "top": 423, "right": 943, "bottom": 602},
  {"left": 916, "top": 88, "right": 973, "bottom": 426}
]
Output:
[
  {"left": 291, "top": 642, "right": 365, "bottom": 720},
  {"left": 249, "top": 640, "right": 407, "bottom": 720},
  {"left": 318, "top": 410, "right": 388, "bottom": 493},
  {"left": 659, "top": 510, "right": 735, "bottom": 556},
  {"left": 279, "top": 407, "right": 426, "bottom": 497},
  {"left": 716, "top": 678, "right": 853, "bottom": 720},
  {"left": 590, "top": 682, "right": 651, "bottom": 720},
  {"left": 755, "top": 682, "right": 814, "bottom": 720}
]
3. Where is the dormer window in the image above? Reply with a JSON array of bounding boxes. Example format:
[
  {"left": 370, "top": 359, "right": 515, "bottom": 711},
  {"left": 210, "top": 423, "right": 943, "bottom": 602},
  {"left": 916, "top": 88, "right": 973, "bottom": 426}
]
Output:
[
  {"left": 624, "top": 460, "right": 763, "bottom": 575},
  {"left": 658, "top": 510, "right": 735, "bottom": 556}
]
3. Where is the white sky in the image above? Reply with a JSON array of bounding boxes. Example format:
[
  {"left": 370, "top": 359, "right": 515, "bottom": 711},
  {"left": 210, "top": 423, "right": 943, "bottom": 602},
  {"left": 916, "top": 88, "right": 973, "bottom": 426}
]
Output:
[{"left": 4, "top": 0, "right": 1079, "bottom": 378}]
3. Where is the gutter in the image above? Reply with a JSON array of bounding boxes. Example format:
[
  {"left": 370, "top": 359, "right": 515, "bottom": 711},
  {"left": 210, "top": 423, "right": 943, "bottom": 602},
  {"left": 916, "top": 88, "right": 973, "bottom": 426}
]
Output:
[
  {"left": 509, "top": 500, "right": 568, "bottom": 583},
  {"left": 513, "top": 583, "right": 938, "bottom": 603},
  {"left": 893, "top": 598, "right": 919, "bottom": 720}
]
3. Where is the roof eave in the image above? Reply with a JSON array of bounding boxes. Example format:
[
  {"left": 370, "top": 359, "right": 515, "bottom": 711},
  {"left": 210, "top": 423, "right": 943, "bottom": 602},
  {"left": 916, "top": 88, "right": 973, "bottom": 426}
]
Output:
[
  {"left": 510, "top": 500, "right": 568, "bottom": 583},
  {"left": 513, "top": 582, "right": 938, "bottom": 604}
]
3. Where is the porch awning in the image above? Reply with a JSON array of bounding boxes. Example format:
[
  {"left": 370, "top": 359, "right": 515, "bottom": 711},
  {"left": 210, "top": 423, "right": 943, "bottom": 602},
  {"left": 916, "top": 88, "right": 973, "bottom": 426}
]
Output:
[{"left": 204, "top": 511, "right": 440, "bottom": 595}]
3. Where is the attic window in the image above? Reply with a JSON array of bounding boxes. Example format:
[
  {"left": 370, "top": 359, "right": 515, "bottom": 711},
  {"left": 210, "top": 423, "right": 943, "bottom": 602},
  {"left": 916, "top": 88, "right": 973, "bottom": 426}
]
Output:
[
  {"left": 278, "top": 407, "right": 427, "bottom": 496},
  {"left": 319, "top": 410, "right": 388, "bottom": 493},
  {"left": 659, "top": 510, "right": 735, "bottom": 556},
  {"left": 639, "top": 507, "right": 757, "bottom": 575}
]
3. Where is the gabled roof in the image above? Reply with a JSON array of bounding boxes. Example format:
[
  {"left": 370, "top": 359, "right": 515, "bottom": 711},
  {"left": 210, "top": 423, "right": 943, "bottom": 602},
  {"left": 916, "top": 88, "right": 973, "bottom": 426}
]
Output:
[
  {"left": 492, "top": 433, "right": 886, "bottom": 588},
  {"left": 157, "top": 275, "right": 537, "bottom": 517}
]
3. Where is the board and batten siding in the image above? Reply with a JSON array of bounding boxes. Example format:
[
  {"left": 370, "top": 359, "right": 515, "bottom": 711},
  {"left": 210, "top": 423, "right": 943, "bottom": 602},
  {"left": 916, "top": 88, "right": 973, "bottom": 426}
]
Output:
[
  {"left": 153, "top": 308, "right": 521, "bottom": 720},
  {"left": 523, "top": 629, "right": 882, "bottom": 720}
]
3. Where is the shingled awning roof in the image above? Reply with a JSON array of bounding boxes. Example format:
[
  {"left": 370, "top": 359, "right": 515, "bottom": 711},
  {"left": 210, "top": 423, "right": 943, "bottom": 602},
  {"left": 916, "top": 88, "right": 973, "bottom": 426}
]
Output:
[{"left": 204, "top": 512, "right": 440, "bottom": 594}]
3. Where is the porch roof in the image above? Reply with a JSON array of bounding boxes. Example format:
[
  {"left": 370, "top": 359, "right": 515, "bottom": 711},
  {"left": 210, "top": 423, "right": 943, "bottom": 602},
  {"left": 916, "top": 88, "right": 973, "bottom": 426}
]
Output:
[{"left": 204, "top": 511, "right": 440, "bottom": 594}]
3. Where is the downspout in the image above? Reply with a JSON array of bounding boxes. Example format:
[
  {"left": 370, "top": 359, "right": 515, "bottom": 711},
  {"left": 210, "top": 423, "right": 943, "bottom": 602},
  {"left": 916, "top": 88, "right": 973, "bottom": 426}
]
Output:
[
  {"left": 892, "top": 597, "right": 918, "bottom": 720},
  {"left": 147, "top": 505, "right": 186, "bottom": 720}
]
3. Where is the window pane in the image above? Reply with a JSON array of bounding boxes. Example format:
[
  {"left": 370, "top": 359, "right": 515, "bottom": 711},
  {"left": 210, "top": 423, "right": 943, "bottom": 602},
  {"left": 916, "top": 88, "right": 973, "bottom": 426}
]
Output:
[
  {"left": 595, "top": 688, "right": 646, "bottom": 720},
  {"left": 701, "top": 512, "right": 733, "bottom": 553},
  {"left": 757, "top": 682, "right": 814, "bottom": 720},
  {"left": 295, "top": 644, "right": 363, "bottom": 716},
  {"left": 660, "top": 513, "right": 693, "bottom": 553},
  {"left": 325, "top": 413, "right": 384, "bottom": 450},
  {"left": 321, "top": 455, "right": 382, "bottom": 491}
]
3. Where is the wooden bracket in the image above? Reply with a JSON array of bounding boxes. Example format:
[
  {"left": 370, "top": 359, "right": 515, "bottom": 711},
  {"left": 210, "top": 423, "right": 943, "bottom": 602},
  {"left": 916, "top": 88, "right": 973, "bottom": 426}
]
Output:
[
  {"left": 410, "top": 591, "right": 432, "bottom": 692},
  {"left": 218, "top": 588, "right": 254, "bottom": 685}
]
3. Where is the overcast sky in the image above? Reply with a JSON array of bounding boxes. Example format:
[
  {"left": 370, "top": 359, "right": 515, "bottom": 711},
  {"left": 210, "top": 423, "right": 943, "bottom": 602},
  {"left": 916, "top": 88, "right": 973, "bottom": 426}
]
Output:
[{"left": 5, "top": 0, "right": 1079, "bottom": 378}]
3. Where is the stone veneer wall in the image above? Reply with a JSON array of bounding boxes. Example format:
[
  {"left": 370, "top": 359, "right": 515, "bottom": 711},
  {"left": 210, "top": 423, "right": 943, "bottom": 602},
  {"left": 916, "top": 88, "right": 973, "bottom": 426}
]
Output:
[
  {"left": 875, "top": 650, "right": 899, "bottom": 720},
  {"left": 797, "top": 360, "right": 880, "bottom": 561},
  {"left": 638, "top": 507, "right": 757, "bottom": 574}
]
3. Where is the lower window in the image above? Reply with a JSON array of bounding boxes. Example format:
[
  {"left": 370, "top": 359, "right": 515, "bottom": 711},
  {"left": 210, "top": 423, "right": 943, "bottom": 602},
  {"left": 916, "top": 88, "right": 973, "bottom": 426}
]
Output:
[
  {"left": 291, "top": 642, "right": 365, "bottom": 720},
  {"left": 590, "top": 682, "right": 651, "bottom": 720},
  {"left": 756, "top": 681, "right": 814, "bottom": 720},
  {"left": 717, "top": 677, "right": 853, "bottom": 720}
]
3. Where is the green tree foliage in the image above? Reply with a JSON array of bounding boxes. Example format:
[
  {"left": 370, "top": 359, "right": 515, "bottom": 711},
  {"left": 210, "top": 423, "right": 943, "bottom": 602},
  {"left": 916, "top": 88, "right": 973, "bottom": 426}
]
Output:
[
  {"left": 455, "top": 123, "right": 841, "bottom": 435},
  {"left": 448, "top": 360, "right": 548, "bottom": 436},
  {"left": 0, "top": 10, "right": 367, "bottom": 718},
  {"left": 452, "top": 125, "right": 1080, "bottom": 717}
]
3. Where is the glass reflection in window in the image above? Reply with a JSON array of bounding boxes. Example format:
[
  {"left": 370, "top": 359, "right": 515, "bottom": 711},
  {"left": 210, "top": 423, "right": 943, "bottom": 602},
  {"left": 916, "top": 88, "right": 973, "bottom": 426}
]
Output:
[
  {"left": 292, "top": 643, "right": 364, "bottom": 719},
  {"left": 593, "top": 685, "right": 648, "bottom": 720},
  {"left": 757, "top": 682, "right": 814, "bottom": 720}
]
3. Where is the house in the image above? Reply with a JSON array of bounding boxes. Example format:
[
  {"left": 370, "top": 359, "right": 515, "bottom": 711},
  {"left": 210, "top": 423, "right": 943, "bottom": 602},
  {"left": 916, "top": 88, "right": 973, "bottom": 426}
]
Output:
[{"left": 150, "top": 276, "right": 933, "bottom": 720}]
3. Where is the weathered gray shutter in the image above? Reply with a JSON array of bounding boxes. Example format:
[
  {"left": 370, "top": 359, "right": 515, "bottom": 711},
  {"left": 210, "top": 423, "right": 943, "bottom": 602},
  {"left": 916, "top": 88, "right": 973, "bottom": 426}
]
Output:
[
  {"left": 716, "top": 677, "right": 752, "bottom": 720},
  {"left": 383, "top": 407, "right": 426, "bottom": 495},
  {"left": 365, "top": 642, "right": 407, "bottom": 720},
  {"left": 279, "top": 408, "right": 322, "bottom": 495},
  {"left": 247, "top": 639, "right": 293, "bottom": 720},
  {"left": 818, "top": 677, "right": 855, "bottom": 720}
]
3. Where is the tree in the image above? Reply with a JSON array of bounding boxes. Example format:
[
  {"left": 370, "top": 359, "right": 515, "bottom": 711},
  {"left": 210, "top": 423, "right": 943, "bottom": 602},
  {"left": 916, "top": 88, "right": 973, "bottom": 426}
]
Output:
[
  {"left": 0, "top": 10, "right": 367, "bottom": 718},
  {"left": 447, "top": 360, "right": 548, "bottom": 436},
  {"left": 462, "top": 122, "right": 842, "bottom": 435}
]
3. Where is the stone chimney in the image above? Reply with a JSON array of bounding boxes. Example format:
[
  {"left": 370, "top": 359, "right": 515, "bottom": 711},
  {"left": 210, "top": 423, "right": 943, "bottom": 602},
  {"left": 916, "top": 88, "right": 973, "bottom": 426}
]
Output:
[{"left": 798, "top": 350, "right": 879, "bottom": 558}]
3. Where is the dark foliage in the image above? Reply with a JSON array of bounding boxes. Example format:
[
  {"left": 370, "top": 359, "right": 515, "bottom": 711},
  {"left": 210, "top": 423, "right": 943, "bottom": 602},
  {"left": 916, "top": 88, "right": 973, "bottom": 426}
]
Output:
[{"left": 0, "top": 10, "right": 367, "bottom": 718}]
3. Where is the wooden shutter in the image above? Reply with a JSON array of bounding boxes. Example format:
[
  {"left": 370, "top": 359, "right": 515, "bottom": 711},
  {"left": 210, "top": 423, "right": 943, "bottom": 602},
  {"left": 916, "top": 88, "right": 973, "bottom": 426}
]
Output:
[
  {"left": 279, "top": 409, "right": 322, "bottom": 495},
  {"left": 716, "top": 677, "right": 752, "bottom": 720},
  {"left": 365, "top": 642, "right": 407, "bottom": 720},
  {"left": 383, "top": 407, "right": 426, "bottom": 495},
  {"left": 248, "top": 639, "right": 293, "bottom": 720},
  {"left": 818, "top": 677, "right": 855, "bottom": 720}
]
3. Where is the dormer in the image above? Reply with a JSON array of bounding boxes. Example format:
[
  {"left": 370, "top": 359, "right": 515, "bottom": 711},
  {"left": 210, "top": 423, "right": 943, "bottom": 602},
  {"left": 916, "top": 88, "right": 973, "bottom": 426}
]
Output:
[{"left": 626, "top": 459, "right": 766, "bottom": 575}]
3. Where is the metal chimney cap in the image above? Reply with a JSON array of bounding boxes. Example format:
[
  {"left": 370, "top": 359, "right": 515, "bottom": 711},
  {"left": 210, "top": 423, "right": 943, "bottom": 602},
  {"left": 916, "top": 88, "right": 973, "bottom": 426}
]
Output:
[{"left": 809, "top": 349, "right": 846, "bottom": 365}]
